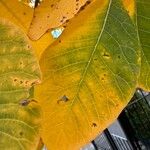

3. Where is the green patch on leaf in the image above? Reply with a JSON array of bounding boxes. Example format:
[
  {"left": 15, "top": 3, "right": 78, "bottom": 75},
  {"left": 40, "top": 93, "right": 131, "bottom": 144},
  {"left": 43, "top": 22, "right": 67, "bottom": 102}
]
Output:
[{"left": 0, "top": 18, "right": 41, "bottom": 150}]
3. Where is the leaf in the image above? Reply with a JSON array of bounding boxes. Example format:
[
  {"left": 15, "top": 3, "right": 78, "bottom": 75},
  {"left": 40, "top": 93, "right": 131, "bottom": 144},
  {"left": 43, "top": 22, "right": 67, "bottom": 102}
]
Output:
[
  {"left": 28, "top": 0, "right": 94, "bottom": 40},
  {"left": 31, "top": 33, "right": 55, "bottom": 59},
  {"left": 0, "top": 0, "right": 34, "bottom": 33},
  {"left": 0, "top": 18, "right": 41, "bottom": 149},
  {"left": 136, "top": 0, "right": 150, "bottom": 91},
  {"left": 35, "top": 0, "right": 140, "bottom": 149},
  {"left": 0, "top": 0, "right": 55, "bottom": 59}
]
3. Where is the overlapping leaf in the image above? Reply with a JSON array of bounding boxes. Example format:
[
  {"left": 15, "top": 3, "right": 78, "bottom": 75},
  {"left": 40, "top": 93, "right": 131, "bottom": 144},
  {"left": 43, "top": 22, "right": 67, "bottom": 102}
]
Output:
[
  {"left": 0, "top": 19, "right": 41, "bottom": 150},
  {"left": 35, "top": 0, "right": 140, "bottom": 149},
  {"left": 28, "top": 0, "right": 95, "bottom": 40},
  {"left": 136, "top": 0, "right": 150, "bottom": 91},
  {"left": 0, "top": 0, "right": 34, "bottom": 33},
  {"left": 0, "top": 0, "right": 55, "bottom": 59}
]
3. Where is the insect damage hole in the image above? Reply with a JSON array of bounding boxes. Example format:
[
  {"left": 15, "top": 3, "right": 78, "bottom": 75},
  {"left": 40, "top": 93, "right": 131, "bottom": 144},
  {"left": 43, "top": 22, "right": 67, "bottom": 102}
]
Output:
[
  {"left": 57, "top": 95, "right": 69, "bottom": 104},
  {"left": 51, "top": 27, "right": 64, "bottom": 39},
  {"left": 28, "top": 0, "right": 43, "bottom": 8},
  {"left": 19, "top": 99, "right": 37, "bottom": 106}
]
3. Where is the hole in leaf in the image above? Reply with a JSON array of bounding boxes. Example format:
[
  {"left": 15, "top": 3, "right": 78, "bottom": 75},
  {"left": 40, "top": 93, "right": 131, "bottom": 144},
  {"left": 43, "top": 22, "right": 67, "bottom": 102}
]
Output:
[
  {"left": 19, "top": 99, "right": 37, "bottom": 106},
  {"left": 57, "top": 95, "right": 69, "bottom": 104},
  {"left": 51, "top": 27, "right": 64, "bottom": 39},
  {"left": 19, "top": 99, "right": 30, "bottom": 106}
]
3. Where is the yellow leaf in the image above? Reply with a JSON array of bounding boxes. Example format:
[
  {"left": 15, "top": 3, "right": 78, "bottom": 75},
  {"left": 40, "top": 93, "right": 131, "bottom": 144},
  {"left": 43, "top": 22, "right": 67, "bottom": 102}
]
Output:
[
  {"left": 28, "top": 0, "right": 94, "bottom": 40},
  {"left": 0, "top": 0, "right": 55, "bottom": 59},
  {"left": 0, "top": 0, "right": 33, "bottom": 33},
  {"left": 31, "top": 32, "right": 55, "bottom": 59},
  {"left": 35, "top": 0, "right": 140, "bottom": 149}
]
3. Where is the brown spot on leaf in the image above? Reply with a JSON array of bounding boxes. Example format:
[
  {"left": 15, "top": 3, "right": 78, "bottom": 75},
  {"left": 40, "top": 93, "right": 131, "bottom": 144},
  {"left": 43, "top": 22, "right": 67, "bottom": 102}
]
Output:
[
  {"left": 57, "top": 95, "right": 69, "bottom": 104},
  {"left": 65, "top": 20, "right": 69, "bottom": 23},
  {"left": 118, "top": 55, "right": 121, "bottom": 59},
  {"left": 25, "top": 81, "right": 29, "bottom": 84},
  {"left": 19, "top": 99, "right": 37, "bottom": 106},
  {"left": 14, "top": 79, "right": 17, "bottom": 82},
  {"left": 101, "top": 77, "right": 104, "bottom": 81},
  {"left": 51, "top": 4, "right": 54, "bottom": 8},
  {"left": 19, "top": 131, "right": 23, "bottom": 136},
  {"left": 92, "top": 123, "right": 97, "bottom": 127},
  {"left": 27, "top": 45, "right": 31, "bottom": 49},
  {"left": 31, "top": 81, "right": 40, "bottom": 86},
  {"left": 20, "top": 81, "right": 23, "bottom": 84}
]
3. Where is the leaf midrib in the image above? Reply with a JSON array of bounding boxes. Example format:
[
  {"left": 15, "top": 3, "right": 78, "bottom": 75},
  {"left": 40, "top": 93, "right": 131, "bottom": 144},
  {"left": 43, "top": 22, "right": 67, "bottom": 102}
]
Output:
[
  {"left": 54, "top": 0, "right": 112, "bottom": 143},
  {"left": 70, "top": 0, "right": 112, "bottom": 106}
]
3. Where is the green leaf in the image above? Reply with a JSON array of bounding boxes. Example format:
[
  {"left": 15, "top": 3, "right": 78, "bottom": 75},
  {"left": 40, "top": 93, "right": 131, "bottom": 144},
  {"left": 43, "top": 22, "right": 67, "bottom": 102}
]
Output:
[
  {"left": 137, "top": 0, "right": 150, "bottom": 91},
  {"left": 0, "top": 18, "right": 41, "bottom": 150},
  {"left": 35, "top": 0, "right": 140, "bottom": 149}
]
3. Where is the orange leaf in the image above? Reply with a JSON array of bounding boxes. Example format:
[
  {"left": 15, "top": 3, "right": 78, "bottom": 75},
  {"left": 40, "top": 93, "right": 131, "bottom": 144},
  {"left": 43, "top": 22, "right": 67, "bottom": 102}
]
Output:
[{"left": 28, "top": 0, "right": 94, "bottom": 40}]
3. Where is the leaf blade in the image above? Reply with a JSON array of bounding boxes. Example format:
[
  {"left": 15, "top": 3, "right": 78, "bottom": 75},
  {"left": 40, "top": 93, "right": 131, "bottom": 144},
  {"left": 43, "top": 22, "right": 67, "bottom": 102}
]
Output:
[
  {"left": 136, "top": 0, "right": 150, "bottom": 91},
  {"left": 0, "top": 18, "right": 41, "bottom": 150},
  {"left": 28, "top": 0, "right": 94, "bottom": 40},
  {"left": 36, "top": 0, "right": 140, "bottom": 149}
]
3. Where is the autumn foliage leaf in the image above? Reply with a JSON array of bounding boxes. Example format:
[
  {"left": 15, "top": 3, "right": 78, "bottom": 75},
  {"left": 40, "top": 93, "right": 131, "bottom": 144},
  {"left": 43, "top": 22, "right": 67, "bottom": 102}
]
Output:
[
  {"left": 0, "top": 19, "right": 41, "bottom": 150},
  {"left": 0, "top": 0, "right": 34, "bottom": 33},
  {"left": 0, "top": 0, "right": 149, "bottom": 150},
  {"left": 28, "top": 0, "right": 94, "bottom": 40},
  {"left": 0, "top": 0, "right": 55, "bottom": 59},
  {"left": 35, "top": 0, "right": 141, "bottom": 149}
]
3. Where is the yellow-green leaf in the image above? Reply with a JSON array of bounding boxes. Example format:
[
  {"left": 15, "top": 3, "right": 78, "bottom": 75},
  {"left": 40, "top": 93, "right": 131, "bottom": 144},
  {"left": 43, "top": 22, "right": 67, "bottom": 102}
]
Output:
[
  {"left": 0, "top": 18, "right": 41, "bottom": 150},
  {"left": 137, "top": 0, "right": 150, "bottom": 91},
  {"left": 35, "top": 0, "right": 140, "bottom": 149},
  {"left": 28, "top": 0, "right": 94, "bottom": 40}
]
